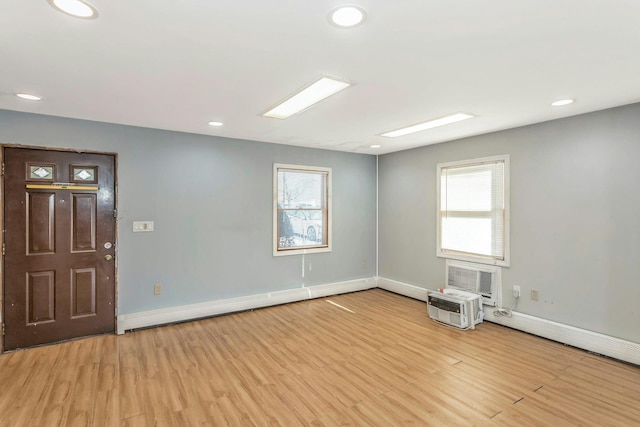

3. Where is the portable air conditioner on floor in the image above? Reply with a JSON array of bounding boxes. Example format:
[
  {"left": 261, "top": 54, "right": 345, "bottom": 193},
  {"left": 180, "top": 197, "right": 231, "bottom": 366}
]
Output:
[{"left": 427, "top": 289, "right": 484, "bottom": 329}]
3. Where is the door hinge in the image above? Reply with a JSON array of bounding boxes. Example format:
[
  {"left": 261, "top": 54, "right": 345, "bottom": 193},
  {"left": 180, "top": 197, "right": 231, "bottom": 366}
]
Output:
[
  {"left": 113, "top": 209, "right": 117, "bottom": 218},
  {"left": 1, "top": 163, "right": 4, "bottom": 176},
  {"left": 2, "top": 323, "right": 5, "bottom": 336},
  {"left": 2, "top": 243, "right": 5, "bottom": 256}
]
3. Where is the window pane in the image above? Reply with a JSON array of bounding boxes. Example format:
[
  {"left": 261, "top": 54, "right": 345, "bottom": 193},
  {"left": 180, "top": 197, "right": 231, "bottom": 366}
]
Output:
[
  {"left": 72, "top": 166, "right": 97, "bottom": 182},
  {"left": 275, "top": 164, "right": 331, "bottom": 255},
  {"left": 278, "top": 171, "right": 325, "bottom": 208},
  {"left": 442, "top": 217, "right": 492, "bottom": 256},
  {"left": 27, "top": 164, "right": 54, "bottom": 181},
  {"left": 439, "top": 158, "right": 506, "bottom": 261},
  {"left": 442, "top": 167, "right": 492, "bottom": 211},
  {"left": 278, "top": 209, "right": 325, "bottom": 248}
]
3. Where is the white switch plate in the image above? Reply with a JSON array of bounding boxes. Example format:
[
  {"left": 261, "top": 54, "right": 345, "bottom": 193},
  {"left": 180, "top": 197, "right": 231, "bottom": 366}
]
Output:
[{"left": 133, "top": 221, "right": 154, "bottom": 232}]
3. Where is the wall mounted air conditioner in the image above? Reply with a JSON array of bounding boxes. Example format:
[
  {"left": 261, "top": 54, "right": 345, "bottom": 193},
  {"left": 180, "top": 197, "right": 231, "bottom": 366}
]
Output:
[
  {"left": 446, "top": 260, "right": 502, "bottom": 307},
  {"left": 427, "top": 289, "right": 483, "bottom": 329}
]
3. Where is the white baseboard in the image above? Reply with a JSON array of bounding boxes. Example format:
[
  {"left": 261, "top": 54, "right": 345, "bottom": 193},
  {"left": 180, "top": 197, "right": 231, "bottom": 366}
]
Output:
[
  {"left": 117, "top": 277, "right": 376, "bottom": 335},
  {"left": 484, "top": 310, "right": 640, "bottom": 366},
  {"left": 376, "top": 277, "right": 430, "bottom": 301},
  {"left": 117, "top": 276, "right": 640, "bottom": 366},
  {"left": 376, "top": 276, "right": 640, "bottom": 366}
]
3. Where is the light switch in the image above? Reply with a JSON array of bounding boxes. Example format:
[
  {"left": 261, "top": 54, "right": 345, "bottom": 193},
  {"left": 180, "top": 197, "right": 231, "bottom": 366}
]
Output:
[{"left": 133, "top": 221, "right": 154, "bottom": 232}]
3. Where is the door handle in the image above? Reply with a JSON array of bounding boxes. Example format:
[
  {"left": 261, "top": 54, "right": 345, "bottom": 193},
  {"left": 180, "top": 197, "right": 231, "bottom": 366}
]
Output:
[{"left": 104, "top": 254, "right": 113, "bottom": 261}]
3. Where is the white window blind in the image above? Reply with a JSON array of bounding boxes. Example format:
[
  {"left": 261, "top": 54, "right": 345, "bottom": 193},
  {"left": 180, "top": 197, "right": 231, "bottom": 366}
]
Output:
[{"left": 438, "top": 156, "right": 508, "bottom": 264}]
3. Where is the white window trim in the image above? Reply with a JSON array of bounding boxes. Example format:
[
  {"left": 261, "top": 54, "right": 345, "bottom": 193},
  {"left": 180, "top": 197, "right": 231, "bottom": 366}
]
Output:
[
  {"left": 273, "top": 163, "right": 332, "bottom": 257},
  {"left": 436, "top": 154, "right": 510, "bottom": 267}
]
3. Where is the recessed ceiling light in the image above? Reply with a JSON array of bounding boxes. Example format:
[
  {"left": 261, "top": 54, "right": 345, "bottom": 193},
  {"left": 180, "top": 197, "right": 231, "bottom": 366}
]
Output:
[
  {"left": 262, "top": 76, "right": 352, "bottom": 119},
  {"left": 551, "top": 99, "right": 574, "bottom": 107},
  {"left": 380, "top": 113, "right": 474, "bottom": 138},
  {"left": 208, "top": 121, "right": 224, "bottom": 127},
  {"left": 48, "top": 0, "right": 98, "bottom": 19},
  {"left": 16, "top": 93, "right": 43, "bottom": 101},
  {"left": 370, "top": 144, "right": 381, "bottom": 148},
  {"left": 329, "top": 5, "right": 367, "bottom": 28}
]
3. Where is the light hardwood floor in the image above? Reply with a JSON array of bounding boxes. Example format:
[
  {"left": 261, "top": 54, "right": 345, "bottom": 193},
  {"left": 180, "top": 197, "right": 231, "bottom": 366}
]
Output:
[{"left": 1, "top": 289, "right": 639, "bottom": 426}]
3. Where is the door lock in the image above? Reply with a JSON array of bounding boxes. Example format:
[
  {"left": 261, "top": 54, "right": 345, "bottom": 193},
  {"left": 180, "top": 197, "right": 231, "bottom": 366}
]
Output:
[{"left": 104, "top": 254, "right": 113, "bottom": 261}]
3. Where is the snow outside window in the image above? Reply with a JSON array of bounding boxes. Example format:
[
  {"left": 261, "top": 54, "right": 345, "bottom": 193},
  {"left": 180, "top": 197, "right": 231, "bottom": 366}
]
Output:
[{"left": 273, "top": 164, "right": 331, "bottom": 256}]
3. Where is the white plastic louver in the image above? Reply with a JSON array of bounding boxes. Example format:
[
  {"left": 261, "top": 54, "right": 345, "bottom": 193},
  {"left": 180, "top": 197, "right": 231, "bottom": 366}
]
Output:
[{"left": 445, "top": 260, "right": 502, "bottom": 307}]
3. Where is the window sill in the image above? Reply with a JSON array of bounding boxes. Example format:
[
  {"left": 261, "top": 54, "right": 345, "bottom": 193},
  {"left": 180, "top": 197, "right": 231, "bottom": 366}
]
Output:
[
  {"left": 437, "top": 252, "right": 510, "bottom": 268},
  {"left": 274, "top": 246, "right": 332, "bottom": 257}
]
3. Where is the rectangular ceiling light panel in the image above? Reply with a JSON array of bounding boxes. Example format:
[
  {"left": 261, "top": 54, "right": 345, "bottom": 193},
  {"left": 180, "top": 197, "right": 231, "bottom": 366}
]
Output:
[
  {"left": 263, "top": 77, "right": 352, "bottom": 119},
  {"left": 381, "top": 113, "right": 474, "bottom": 138}
]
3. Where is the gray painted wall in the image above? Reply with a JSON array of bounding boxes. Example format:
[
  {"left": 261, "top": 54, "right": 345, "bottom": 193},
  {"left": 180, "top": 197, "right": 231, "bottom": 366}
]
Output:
[
  {"left": 4, "top": 103, "right": 638, "bottom": 344},
  {"left": 379, "top": 102, "right": 640, "bottom": 344},
  {"left": 0, "top": 110, "right": 377, "bottom": 315}
]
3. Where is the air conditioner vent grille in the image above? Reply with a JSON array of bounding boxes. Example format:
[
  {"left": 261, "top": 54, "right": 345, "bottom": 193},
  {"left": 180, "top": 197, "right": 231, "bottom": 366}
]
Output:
[
  {"left": 445, "top": 260, "right": 502, "bottom": 307},
  {"left": 478, "top": 271, "right": 493, "bottom": 296},
  {"left": 450, "top": 313, "right": 462, "bottom": 326},
  {"left": 448, "top": 266, "right": 476, "bottom": 290}
]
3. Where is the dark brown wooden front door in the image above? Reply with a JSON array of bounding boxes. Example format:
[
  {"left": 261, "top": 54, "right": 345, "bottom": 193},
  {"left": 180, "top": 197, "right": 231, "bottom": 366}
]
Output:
[{"left": 3, "top": 147, "right": 116, "bottom": 350}]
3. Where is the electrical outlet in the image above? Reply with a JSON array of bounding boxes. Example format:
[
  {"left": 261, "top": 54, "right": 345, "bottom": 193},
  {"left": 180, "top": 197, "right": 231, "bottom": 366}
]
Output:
[
  {"left": 154, "top": 284, "right": 162, "bottom": 295},
  {"left": 513, "top": 285, "right": 521, "bottom": 298},
  {"left": 531, "top": 289, "right": 539, "bottom": 301}
]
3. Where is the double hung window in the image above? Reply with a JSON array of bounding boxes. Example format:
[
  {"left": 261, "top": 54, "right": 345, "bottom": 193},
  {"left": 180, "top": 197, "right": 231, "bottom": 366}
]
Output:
[
  {"left": 274, "top": 164, "right": 331, "bottom": 256},
  {"left": 437, "top": 155, "right": 509, "bottom": 266}
]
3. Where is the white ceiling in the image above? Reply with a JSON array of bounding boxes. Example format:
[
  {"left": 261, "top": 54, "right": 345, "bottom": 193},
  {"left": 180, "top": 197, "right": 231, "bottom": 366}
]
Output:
[{"left": 2, "top": 1, "right": 640, "bottom": 155}]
